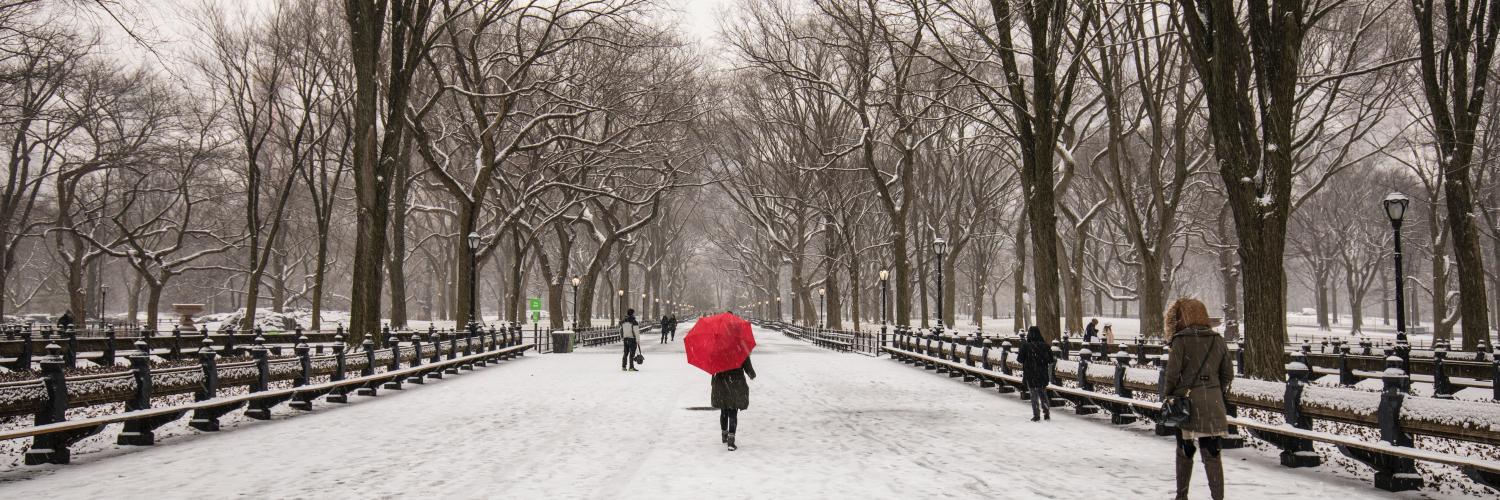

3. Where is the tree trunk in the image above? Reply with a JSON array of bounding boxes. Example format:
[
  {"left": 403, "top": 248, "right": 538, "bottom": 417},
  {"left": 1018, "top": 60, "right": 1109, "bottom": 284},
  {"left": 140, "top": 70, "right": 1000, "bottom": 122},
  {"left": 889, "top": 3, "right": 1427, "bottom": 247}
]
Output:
[
  {"left": 1014, "top": 216, "right": 1029, "bottom": 333},
  {"left": 1315, "top": 268, "right": 1330, "bottom": 330},
  {"left": 145, "top": 281, "right": 165, "bottom": 332},
  {"left": 1140, "top": 252, "right": 1166, "bottom": 339},
  {"left": 311, "top": 224, "right": 330, "bottom": 329},
  {"left": 1433, "top": 250, "right": 1450, "bottom": 340},
  {"left": 1063, "top": 234, "right": 1085, "bottom": 333},
  {"left": 1239, "top": 227, "right": 1290, "bottom": 380}
]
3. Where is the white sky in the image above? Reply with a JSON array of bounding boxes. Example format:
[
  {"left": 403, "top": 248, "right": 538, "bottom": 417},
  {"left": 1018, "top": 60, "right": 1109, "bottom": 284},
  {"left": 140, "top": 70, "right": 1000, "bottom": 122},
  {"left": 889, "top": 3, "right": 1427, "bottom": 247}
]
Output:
[{"left": 74, "top": 0, "right": 737, "bottom": 77}]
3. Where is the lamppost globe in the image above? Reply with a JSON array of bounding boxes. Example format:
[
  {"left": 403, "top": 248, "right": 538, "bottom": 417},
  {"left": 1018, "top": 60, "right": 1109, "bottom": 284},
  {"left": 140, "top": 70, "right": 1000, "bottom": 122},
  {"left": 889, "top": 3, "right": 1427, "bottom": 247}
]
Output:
[
  {"left": 467, "top": 232, "right": 481, "bottom": 250},
  {"left": 934, "top": 238, "right": 947, "bottom": 256},
  {"left": 1384, "top": 192, "right": 1410, "bottom": 223},
  {"left": 571, "top": 277, "right": 580, "bottom": 287},
  {"left": 879, "top": 269, "right": 889, "bottom": 281}
]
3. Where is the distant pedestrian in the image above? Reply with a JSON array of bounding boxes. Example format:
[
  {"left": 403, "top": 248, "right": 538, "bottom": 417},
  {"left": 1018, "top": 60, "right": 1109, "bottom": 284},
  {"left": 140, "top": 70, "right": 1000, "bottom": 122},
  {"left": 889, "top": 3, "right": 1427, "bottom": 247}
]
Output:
[
  {"left": 1162, "top": 298, "right": 1232, "bottom": 500},
  {"left": 1103, "top": 324, "right": 1115, "bottom": 346},
  {"left": 712, "top": 356, "right": 756, "bottom": 451},
  {"left": 1083, "top": 318, "right": 1099, "bottom": 344},
  {"left": 670, "top": 315, "right": 679, "bottom": 341},
  {"left": 660, "top": 314, "right": 671, "bottom": 344},
  {"left": 621, "top": 309, "right": 640, "bottom": 371},
  {"left": 55, "top": 310, "right": 74, "bottom": 332},
  {"left": 1019, "top": 326, "right": 1053, "bottom": 422}
]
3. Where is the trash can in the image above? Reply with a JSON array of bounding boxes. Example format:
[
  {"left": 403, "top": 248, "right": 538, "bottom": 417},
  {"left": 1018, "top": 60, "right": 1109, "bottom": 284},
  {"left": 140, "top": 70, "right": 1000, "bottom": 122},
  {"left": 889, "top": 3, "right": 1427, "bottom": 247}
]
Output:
[{"left": 551, "top": 330, "right": 576, "bottom": 353}]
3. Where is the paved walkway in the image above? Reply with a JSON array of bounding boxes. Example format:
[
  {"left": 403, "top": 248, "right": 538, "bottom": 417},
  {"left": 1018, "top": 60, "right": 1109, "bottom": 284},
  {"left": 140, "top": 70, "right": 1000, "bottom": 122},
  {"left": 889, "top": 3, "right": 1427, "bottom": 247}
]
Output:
[{"left": 0, "top": 324, "right": 1390, "bottom": 498}]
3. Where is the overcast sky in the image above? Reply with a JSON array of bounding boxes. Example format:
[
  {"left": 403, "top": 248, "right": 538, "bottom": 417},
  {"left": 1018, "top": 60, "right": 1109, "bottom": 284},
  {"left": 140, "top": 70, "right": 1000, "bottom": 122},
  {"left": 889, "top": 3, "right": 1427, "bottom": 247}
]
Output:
[{"left": 73, "top": 0, "right": 736, "bottom": 78}]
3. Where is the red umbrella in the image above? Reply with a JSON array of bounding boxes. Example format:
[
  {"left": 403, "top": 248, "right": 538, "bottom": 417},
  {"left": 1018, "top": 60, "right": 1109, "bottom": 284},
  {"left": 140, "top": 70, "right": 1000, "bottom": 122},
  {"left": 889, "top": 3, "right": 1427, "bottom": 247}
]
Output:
[{"left": 683, "top": 312, "right": 756, "bottom": 375}]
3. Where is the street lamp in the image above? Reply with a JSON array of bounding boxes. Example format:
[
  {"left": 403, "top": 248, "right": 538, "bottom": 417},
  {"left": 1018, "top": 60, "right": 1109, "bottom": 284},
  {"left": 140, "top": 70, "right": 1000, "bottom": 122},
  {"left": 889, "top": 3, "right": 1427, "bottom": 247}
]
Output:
[
  {"left": 467, "top": 232, "right": 481, "bottom": 331},
  {"left": 934, "top": 237, "right": 948, "bottom": 333},
  {"left": 570, "top": 276, "right": 581, "bottom": 330},
  {"left": 775, "top": 296, "right": 782, "bottom": 321},
  {"left": 100, "top": 284, "right": 110, "bottom": 325},
  {"left": 617, "top": 289, "right": 624, "bottom": 324},
  {"left": 819, "top": 287, "right": 826, "bottom": 329},
  {"left": 1385, "top": 192, "right": 1410, "bottom": 341},
  {"left": 879, "top": 269, "right": 890, "bottom": 326}
]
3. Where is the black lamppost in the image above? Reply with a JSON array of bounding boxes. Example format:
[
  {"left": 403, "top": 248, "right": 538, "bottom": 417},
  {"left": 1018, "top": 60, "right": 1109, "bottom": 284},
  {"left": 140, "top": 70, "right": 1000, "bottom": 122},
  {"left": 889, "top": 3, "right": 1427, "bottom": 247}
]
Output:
[
  {"left": 616, "top": 289, "right": 624, "bottom": 324},
  {"left": 934, "top": 237, "right": 948, "bottom": 333},
  {"left": 775, "top": 296, "right": 782, "bottom": 321},
  {"left": 570, "top": 276, "right": 581, "bottom": 330},
  {"left": 1385, "top": 192, "right": 1410, "bottom": 339},
  {"left": 99, "top": 284, "right": 110, "bottom": 326},
  {"left": 879, "top": 269, "right": 890, "bottom": 325},
  {"left": 819, "top": 288, "right": 826, "bottom": 329},
  {"left": 467, "top": 232, "right": 481, "bottom": 331}
]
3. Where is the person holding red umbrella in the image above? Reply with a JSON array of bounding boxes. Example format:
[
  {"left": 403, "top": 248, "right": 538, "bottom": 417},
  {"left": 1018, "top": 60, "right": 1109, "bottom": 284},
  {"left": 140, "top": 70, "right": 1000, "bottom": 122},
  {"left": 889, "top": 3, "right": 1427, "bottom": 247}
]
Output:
[{"left": 685, "top": 312, "right": 758, "bottom": 451}]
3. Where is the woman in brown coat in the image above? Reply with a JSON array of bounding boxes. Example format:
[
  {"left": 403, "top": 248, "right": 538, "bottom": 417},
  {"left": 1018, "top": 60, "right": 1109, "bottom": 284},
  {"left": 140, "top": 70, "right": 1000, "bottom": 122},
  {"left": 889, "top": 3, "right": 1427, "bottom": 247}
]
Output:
[{"left": 1162, "top": 298, "right": 1233, "bottom": 500}]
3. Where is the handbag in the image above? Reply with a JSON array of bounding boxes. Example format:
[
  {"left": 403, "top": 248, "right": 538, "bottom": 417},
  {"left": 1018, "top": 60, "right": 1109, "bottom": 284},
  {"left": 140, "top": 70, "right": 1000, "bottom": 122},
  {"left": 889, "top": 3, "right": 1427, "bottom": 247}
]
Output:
[
  {"left": 634, "top": 344, "right": 646, "bottom": 365},
  {"left": 1161, "top": 340, "right": 1215, "bottom": 428}
]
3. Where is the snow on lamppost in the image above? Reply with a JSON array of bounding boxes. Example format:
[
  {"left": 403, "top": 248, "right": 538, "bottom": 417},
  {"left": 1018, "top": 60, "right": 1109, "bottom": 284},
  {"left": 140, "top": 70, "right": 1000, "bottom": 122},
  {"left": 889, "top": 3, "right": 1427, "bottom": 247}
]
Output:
[
  {"left": 570, "top": 276, "right": 581, "bottom": 330},
  {"left": 1385, "top": 192, "right": 1410, "bottom": 342},
  {"left": 934, "top": 237, "right": 947, "bottom": 334},
  {"left": 467, "top": 232, "right": 481, "bottom": 332}
]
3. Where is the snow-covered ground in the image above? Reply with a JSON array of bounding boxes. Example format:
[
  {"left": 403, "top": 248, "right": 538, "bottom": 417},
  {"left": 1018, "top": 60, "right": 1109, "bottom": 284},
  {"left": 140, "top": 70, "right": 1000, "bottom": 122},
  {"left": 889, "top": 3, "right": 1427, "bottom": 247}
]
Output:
[{"left": 0, "top": 324, "right": 1433, "bottom": 498}]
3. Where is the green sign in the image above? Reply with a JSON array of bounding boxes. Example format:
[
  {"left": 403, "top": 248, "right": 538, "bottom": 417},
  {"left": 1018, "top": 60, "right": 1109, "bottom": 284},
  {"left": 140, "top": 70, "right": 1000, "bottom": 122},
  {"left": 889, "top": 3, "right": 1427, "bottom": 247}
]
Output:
[{"left": 528, "top": 297, "right": 543, "bottom": 322}]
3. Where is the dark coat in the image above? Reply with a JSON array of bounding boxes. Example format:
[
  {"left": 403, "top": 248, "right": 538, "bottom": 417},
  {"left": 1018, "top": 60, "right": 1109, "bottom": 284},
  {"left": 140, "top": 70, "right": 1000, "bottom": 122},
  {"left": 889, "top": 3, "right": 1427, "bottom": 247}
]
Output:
[
  {"left": 1019, "top": 335, "right": 1053, "bottom": 388},
  {"left": 711, "top": 356, "right": 757, "bottom": 410},
  {"left": 1162, "top": 326, "right": 1233, "bottom": 435},
  {"left": 1083, "top": 323, "right": 1098, "bottom": 343},
  {"left": 56, "top": 311, "right": 74, "bottom": 330}
]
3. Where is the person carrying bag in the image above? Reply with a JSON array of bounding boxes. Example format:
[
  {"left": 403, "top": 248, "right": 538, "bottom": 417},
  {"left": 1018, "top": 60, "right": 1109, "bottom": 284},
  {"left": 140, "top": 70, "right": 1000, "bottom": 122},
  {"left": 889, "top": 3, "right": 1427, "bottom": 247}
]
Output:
[{"left": 1161, "top": 298, "right": 1232, "bottom": 500}]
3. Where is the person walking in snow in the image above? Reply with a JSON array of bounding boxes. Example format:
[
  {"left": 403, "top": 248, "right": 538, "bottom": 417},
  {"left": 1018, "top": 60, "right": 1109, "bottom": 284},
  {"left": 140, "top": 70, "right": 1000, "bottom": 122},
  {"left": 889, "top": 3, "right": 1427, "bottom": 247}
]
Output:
[
  {"left": 669, "top": 314, "right": 679, "bottom": 341},
  {"left": 712, "top": 355, "right": 756, "bottom": 451},
  {"left": 621, "top": 309, "right": 641, "bottom": 371},
  {"left": 660, "top": 314, "right": 671, "bottom": 344},
  {"left": 1083, "top": 318, "right": 1099, "bottom": 344},
  {"left": 1162, "top": 297, "right": 1232, "bottom": 500},
  {"left": 1019, "top": 326, "right": 1053, "bottom": 421}
]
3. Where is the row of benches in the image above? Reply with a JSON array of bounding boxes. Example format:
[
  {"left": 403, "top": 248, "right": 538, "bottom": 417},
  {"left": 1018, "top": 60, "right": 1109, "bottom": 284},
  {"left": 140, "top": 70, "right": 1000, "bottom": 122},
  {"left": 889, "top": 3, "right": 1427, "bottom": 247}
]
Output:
[
  {"left": 0, "top": 335, "right": 532, "bottom": 465},
  {"left": 882, "top": 335, "right": 1500, "bottom": 494}
]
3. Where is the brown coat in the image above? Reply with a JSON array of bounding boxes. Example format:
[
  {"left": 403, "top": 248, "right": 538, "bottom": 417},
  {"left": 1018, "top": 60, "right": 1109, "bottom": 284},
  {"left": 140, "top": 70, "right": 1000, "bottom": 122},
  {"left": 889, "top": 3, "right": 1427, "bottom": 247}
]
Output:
[{"left": 1163, "top": 326, "right": 1233, "bottom": 435}]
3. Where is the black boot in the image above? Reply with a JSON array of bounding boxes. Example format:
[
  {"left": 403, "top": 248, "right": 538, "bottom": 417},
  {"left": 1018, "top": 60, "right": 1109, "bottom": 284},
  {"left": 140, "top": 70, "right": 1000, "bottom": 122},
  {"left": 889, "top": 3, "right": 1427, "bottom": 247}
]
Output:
[
  {"left": 722, "top": 431, "right": 728, "bottom": 444},
  {"left": 726, "top": 432, "right": 737, "bottom": 451}
]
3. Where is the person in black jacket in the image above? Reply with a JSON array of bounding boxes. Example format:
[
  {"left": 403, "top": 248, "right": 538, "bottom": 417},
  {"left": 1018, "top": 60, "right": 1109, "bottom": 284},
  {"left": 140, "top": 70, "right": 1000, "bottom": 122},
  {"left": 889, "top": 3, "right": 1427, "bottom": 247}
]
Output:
[
  {"left": 669, "top": 315, "right": 678, "bottom": 341},
  {"left": 56, "top": 311, "right": 75, "bottom": 332},
  {"left": 660, "top": 315, "right": 671, "bottom": 344},
  {"left": 1083, "top": 318, "right": 1099, "bottom": 344},
  {"left": 1019, "top": 326, "right": 1054, "bottom": 421},
  {"left": 712, "top": 356, "right": 756, "bottom": 451}
]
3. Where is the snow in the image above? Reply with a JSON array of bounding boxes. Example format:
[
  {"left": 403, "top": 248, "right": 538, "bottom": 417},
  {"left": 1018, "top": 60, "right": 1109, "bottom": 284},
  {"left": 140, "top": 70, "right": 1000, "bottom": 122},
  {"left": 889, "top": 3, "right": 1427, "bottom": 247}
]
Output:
[{"left": 0, "top": 325, "right": 1435, "bottom": 498}]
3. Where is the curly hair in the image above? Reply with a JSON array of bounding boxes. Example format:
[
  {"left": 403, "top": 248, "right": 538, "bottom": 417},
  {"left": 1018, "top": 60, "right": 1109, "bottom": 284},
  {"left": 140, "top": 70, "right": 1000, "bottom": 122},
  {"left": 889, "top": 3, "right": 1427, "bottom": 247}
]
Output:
[{"left": 1164, "top": 297, "right": 1212, "bottom": 339}]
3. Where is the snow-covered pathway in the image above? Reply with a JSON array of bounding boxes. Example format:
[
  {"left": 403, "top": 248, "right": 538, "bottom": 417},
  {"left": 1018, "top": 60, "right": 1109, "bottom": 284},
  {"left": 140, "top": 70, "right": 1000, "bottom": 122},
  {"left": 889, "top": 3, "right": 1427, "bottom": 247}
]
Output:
[{"left": 0, "top": 324, "right": 1397, "bottom": 499}]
